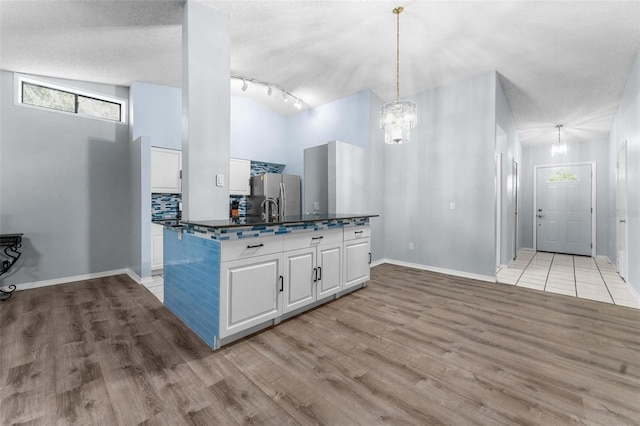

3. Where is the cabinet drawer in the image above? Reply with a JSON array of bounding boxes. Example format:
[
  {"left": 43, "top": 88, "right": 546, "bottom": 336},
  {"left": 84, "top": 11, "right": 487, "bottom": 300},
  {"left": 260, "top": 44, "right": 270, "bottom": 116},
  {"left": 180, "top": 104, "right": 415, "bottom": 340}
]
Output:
[
  {"left": 344, "top": 226, "right": 371, "bottom": 241},
  {"left": 283, "top": 228, "right": 343, "bottom": 252},
  {"left": 221, "top": 235, "right": 283, "bottom": 262}
]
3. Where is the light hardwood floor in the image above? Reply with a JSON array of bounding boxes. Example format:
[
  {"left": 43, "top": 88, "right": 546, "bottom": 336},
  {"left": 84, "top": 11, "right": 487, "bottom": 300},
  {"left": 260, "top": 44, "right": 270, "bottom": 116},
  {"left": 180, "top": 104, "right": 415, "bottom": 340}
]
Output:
[{"left": 1, "top": 264, "right": 639, "bottom": 425}]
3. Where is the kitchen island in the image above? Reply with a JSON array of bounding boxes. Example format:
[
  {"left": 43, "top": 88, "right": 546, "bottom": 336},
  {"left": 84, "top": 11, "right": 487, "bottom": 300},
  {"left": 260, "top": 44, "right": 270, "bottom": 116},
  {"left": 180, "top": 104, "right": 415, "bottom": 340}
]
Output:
[{"left": 161, "top": 214, "right": 377, "bottom": 349}]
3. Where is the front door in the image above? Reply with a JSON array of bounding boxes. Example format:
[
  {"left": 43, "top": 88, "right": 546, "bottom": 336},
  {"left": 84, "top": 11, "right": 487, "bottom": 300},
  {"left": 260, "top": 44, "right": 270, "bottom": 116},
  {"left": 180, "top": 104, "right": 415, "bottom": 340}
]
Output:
[{"left": 536, "top": 165, "right": 592, "bottom": 256}]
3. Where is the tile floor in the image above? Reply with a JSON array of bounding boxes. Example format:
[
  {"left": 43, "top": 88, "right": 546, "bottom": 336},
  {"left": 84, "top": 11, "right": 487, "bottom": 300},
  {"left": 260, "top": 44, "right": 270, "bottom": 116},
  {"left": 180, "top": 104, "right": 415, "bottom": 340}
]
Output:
[
  {"left": 144, "top": 274, "right": 164, "bottom": 303},
  {"left": 497, "top": 250, "right": 640, "bottom": 309}
]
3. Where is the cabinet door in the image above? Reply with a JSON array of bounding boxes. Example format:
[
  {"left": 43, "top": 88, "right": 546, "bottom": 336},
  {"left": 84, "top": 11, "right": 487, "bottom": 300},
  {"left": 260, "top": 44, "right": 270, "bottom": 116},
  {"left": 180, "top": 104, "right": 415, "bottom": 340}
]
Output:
[
  {"left": 151, "top": 147, "right": 182, "bottom": 193},
  {"left": 229, "top": 158, "right": 251, "bottom": 195},
  {"left": 151, "top": 223, "right": 164, "bottom": 271},
  {"left": 283, "top": 247, "right": 316, "bottom": 313},
  {"left": 317, "top": 242, "right": 342, "bottom": 299},
  {"left": 220, "top": 253, "right": 282, "bottom": 338},
  {"left": 343, "top": 238, "right": 371, "bottom": 289}
]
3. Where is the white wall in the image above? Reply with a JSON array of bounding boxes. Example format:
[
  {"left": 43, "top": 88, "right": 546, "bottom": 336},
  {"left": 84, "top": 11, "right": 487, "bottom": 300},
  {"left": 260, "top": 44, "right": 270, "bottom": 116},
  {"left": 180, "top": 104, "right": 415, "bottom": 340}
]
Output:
[
  {"left": 383, "top": 72, "right": 498, "bottom": 279},
  {"left": 0, "top": 71, "right": 131, "bottom": 285},
  {"left": 609, "top": 50, "right": 640, "bottom": 296},
  {"left": 285, "top": 90, "right": 371, "bottom": 177},
  {"left": 231, "top": 97, "right": 287, "bottom": 165}
]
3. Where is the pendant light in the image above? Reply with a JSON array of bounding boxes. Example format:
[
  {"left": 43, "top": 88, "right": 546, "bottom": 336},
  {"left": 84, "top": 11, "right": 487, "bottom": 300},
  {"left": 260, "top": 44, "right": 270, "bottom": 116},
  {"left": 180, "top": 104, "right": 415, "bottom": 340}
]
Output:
[
  {"left": 551, "top": 124, "right": 567, "bottom": 156},
  {"left": 380, "top": 6, "right": 417, "bottom": 145}
]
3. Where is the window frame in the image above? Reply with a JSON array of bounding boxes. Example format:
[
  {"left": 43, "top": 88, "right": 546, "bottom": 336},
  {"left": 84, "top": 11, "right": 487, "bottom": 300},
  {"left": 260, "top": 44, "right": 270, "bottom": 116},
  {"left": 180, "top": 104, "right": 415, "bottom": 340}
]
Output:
[{"left": 14, "top": 74, "right": 127, "bottom": 124}]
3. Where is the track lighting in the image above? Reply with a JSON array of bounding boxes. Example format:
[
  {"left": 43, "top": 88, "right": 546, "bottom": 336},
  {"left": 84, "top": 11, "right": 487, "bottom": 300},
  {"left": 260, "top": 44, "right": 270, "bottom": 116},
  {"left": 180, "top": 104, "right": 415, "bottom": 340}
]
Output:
[{"left": 230, "top": 76, "right": 303, "bottom": 110}]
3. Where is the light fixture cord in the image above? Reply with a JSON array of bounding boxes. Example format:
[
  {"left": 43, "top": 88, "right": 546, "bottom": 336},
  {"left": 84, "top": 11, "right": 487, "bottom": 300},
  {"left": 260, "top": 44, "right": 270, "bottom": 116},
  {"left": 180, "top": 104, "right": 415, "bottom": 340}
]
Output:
[
  {"left": 557, "top": 124, "right": 562, "bottom": 144},
  {"left": 396, "top": 9, "right": 400, "bottom": 101}
]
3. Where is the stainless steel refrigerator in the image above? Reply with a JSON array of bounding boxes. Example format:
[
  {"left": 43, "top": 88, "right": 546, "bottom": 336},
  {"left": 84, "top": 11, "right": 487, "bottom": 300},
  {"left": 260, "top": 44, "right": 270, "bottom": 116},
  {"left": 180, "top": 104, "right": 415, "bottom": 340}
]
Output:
[{"left": 247, "top": 173, "right": 301, "bottom": 218}]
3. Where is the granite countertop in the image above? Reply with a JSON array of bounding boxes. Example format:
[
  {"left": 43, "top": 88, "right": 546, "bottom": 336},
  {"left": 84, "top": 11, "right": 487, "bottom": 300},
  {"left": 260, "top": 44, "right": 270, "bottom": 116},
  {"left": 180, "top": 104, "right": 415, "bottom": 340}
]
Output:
[
  {"left": 152, "top": 219, "right": 182, "bottom": 228},
  {"left": 181, "top": 213, "right": 378, "bottom": 229}
]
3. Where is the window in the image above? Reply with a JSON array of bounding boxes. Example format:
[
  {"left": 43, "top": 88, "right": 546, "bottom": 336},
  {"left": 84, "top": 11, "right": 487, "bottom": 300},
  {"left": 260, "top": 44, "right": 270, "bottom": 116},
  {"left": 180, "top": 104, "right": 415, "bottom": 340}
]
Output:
[{"left": 16, "top": 75, "right": 126, "bottom": 123}]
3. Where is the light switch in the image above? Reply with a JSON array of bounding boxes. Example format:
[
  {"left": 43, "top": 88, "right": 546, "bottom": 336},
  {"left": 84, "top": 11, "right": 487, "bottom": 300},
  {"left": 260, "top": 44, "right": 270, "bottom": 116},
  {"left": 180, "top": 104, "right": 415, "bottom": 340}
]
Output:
[
  {"left": 450, "top": 202, "right": 456, "bottom": 210},
  {"left": 313, "top": 202, "right": 320, "bottom": 212},
  {"left": 216, "top": 174, "right": 224, "bottom": 187}
]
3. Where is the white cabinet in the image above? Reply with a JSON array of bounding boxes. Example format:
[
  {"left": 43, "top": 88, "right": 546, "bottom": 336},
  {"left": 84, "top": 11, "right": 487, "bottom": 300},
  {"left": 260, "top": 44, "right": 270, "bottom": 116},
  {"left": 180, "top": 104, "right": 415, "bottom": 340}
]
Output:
[
  {"left": 219, "top": 236, "right": 284, "bottom": 338},
  {"left": 151, "top": 147, "right": 181, "bottom": 193},
  {"left": 151, "top": 223, "right": 164, "bottom": 272},
  {"left": 229, "top": 158, "right": 251, "bottom": 195},
  {"left": 283, "top": 247, "right": 316, "bottom": 313},
  {"left": 343, "top": 226, "right": 371, "bottom": 289},
  {"left": 316, "top": 241, "right": 342, "bottom": 298},
  {"left": 282, "top": 228, "right": 343, "bottom": 313},
  {"left": 217, "top": 226, "right": 369, "bottom": 343}
]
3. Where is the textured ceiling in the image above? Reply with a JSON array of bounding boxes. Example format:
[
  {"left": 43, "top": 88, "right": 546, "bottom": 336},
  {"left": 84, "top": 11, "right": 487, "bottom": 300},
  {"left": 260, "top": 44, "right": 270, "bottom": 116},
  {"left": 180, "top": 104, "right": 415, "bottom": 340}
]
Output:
[{"left": 1, "top": 0, "right": 639, "bottom": 146}]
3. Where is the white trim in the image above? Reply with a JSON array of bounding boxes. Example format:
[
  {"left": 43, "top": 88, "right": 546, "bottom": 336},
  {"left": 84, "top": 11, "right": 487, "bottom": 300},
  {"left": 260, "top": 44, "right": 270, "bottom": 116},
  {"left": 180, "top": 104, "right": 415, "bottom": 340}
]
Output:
[
  {"left": 14, "top": 73, "right": 127, "bottom": 124},
  {"left": 377, "top": 259, "right": 496, "bottom": 283},
  {"left": 126, "top": 269, "right": 155, "bottom": 285},
  {"left": 370, "top": 259, "right": 386, "bottom": 267},
  {"left": 3, "top": 268, "right": 150, "bottom": 292},
  {"left": 533, "top": 161, "right": 596, "bottom": 257}
]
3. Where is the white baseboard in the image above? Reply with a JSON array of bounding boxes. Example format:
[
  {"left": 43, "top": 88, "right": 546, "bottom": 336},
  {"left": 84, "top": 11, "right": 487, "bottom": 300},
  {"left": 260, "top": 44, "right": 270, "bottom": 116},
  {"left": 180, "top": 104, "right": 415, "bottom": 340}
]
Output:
[
  {"left": 126, "top": 269, "right": 155, "bottom": 285},
  {"left": 3, "top": 268, "right": 151, "bottom": 292},
  {"left": 376, "top": 258, "right": 496, "bottom": 283}
]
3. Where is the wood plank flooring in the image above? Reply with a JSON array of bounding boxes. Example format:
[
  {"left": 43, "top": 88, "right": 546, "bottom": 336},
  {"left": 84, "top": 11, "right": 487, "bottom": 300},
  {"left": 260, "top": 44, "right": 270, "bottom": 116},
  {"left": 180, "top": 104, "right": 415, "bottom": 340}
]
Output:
[{"left": 1, "top": 264, "right": 639, "bottom": 425}]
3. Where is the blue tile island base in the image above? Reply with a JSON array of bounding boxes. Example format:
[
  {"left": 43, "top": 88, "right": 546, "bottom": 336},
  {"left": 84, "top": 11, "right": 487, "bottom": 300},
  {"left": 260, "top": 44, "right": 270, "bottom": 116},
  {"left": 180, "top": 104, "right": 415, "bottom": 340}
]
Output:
[{"left": 162, "top": 214, "right": 376, "bottom": 350}]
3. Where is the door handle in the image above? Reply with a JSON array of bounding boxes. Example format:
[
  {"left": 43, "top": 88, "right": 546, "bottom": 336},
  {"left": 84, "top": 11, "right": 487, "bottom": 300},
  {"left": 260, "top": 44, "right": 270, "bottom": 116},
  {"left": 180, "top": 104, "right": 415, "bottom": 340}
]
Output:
[{"left": 537, "top": 214, "right": 544, "bottom": 218}]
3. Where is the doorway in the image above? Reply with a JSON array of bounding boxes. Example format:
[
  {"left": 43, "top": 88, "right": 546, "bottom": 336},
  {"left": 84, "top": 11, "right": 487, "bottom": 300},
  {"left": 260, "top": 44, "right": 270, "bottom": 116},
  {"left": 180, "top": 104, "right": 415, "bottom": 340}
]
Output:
[
  {"left": 616, "top": 142, "right": 628, "bottom": 280},
  {"left": 534, "top": 163, "right": 594, "bottom": 256}
]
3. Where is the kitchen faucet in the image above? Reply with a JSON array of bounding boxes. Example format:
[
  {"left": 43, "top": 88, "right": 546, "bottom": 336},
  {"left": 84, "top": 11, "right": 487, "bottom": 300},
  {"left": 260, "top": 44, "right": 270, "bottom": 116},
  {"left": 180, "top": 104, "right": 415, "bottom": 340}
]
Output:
[{"left": 261, "top": 198, "right": 278, "bottom": 220}]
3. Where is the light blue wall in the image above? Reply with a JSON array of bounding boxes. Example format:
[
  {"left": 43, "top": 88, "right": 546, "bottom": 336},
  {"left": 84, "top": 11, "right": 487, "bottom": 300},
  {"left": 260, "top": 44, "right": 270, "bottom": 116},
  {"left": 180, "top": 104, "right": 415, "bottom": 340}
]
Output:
[
  {"left": 520, "top": 140, "right": 610, "bottom": 257},
  {"left": 131, "top": 82, "right": 182, "bottom": 150},
  {"left": 0, "top": 71, "right": 131, "bottom": 285},
  {"left": 231, "top": 97, "right": 287, "bottom": 165},
  {"left": 383, "top": 73, "right": 498, "bottom": 279},
  {"left": 609, "top": 50, "right": 640, "bottom": 296},
  {"left": 285, "top": 90, "right": 371, "bottom": 176}
]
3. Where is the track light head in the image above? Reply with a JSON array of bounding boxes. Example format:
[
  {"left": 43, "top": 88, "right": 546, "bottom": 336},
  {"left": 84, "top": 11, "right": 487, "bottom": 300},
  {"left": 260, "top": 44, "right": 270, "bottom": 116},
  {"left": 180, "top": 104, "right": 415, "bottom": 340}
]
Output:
[
  {"left": 294, "top": 99, "right": 302, "bottom": 109},
  {"left": 241, "top": 79, "right": 248, "bottom": 91},
  {"left": 282, "top": 90, "right": 288, "bottom": 102},
  {"left": 267, "top": 85, "right": 273, "bottom": 96}
]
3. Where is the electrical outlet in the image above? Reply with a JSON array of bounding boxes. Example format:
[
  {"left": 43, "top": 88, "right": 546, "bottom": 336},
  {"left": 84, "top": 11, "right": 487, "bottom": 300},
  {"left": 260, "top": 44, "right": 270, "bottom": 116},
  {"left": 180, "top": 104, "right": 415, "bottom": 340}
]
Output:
[
  {"left": 408, "top": 243, "right": 414, "bottom": 251},
  {"left": 450, "top": 202, "right": 456, "bottom": 210},
  {"left": 313, "top": 202, "right": 320, "bottom": 212},
  {"left": 216, "top": 174, "right": 224, "bottom": 187}
]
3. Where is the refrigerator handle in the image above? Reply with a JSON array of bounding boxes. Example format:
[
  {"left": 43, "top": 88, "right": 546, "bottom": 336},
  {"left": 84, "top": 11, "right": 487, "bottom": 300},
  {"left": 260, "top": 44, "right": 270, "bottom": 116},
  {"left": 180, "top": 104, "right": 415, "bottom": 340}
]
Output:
[{"left": 280, "top": 182, "right": 286, "bottom": 217}]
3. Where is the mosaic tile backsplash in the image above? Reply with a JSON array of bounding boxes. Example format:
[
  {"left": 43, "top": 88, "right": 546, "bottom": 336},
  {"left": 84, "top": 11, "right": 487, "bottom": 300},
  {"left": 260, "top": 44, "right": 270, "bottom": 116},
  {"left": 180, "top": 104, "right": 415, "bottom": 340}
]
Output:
[
  {"left": 152, "top": 193, "right": 182, "bottom": 220},
  {"left": 229, "top": 160, "right": 286, "bottom": 217}
]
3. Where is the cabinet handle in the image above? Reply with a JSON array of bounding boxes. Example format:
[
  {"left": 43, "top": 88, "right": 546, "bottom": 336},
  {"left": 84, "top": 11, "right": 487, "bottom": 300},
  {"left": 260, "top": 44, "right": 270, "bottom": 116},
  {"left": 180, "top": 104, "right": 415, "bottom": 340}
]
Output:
[
  {"left": 313, "top": 267, "right": 318, "bottom": 282},
  {"left": 369, "top": 253, "right": 372, "bottom": 264},
  {"left": 247, "top": 243, "right": 264, "bottom": 249},
  {"left": 355, "top": 230, "right": 363, "bottom": 234},
  {"left": 317, "top": 266, "right": 322, "bottom": 281},
  {"left": 279, "top": 275, "right": 284, "bottom": 292},
  {"left": 311, "top": 236, "right": 324, "bottom": 240}
]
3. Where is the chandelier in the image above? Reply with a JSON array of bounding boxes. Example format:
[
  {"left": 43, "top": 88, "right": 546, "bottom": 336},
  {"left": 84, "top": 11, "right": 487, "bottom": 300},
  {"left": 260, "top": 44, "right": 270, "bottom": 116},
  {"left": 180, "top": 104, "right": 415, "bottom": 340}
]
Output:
[
  {"left": 551, "top": 124, "right": 567, "bottom": 156},
  {"left": 380, "top": 6, "right": 417, "bottom": 144}
]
